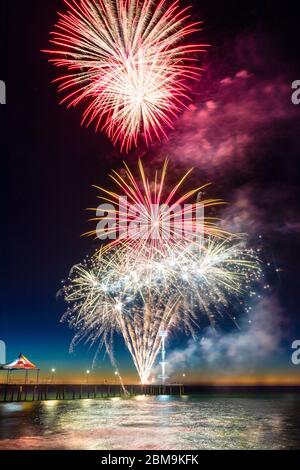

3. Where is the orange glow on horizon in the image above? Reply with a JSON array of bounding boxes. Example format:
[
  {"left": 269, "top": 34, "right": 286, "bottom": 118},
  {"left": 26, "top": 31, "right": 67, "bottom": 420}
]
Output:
[{"left": 2, "top": 368, "right": 300, "bottom": 386}]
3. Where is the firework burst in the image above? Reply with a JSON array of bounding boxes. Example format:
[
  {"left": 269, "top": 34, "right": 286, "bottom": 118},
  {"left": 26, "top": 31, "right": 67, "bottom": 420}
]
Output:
[
  {"left": 62, "top": 246, "right": 182, "bottom": 383},
  {"left": 44, "top": 0, "right": 206, "bottom": 151},
  {"left": 62, "top": 238, "right": 262, "bottom": 384},
  {"left": 86, "top": 159, "right": 229, "bottom": 257}
]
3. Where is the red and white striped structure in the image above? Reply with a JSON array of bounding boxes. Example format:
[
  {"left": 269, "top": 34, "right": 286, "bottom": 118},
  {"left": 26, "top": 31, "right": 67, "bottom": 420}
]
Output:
[{"left": 1, "top": 354, "right": 40, "bottom": 384}]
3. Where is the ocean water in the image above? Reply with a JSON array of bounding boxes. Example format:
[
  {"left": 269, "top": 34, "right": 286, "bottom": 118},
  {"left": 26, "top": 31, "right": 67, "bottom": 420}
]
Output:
[{"left": 0, "top": 394, "right": 300, "bottom": 450}]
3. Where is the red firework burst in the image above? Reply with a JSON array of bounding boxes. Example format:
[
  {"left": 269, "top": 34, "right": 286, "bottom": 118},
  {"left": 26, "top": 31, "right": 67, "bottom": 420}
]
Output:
[{"left": 44, "top": 0, "right": 206, "bottom": 152}]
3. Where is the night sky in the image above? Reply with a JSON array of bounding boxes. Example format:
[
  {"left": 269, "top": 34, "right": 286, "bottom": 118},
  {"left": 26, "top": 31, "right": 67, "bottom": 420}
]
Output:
[{"left": 1, "top": 0, "right": 300, "bottom": 384}]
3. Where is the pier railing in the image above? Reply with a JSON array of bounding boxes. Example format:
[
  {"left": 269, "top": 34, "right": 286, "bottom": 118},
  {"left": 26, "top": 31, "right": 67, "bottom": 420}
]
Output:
[
  {"left": 0, "top": 383, "right": 185, "bottom": 402},
  {"left": 1, "top": 384, "right": 299, "bottom": 402}
]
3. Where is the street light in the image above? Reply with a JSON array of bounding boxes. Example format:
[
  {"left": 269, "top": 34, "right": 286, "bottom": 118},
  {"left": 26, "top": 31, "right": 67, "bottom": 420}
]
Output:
[
  {"left": 86, "top": 370, "right": 91, "bottom": 384},
  {"left": 51, "top": 368, "right": 56, "bottom": 384}
]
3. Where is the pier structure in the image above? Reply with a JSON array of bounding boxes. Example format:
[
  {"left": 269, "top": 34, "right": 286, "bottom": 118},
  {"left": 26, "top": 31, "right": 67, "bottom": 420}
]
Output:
[
  {"left": 1, "top": 384, "right": 298, "bottom": 403},
  {"left": 0, "top": 383, "right": 185, "bottom": 403}
]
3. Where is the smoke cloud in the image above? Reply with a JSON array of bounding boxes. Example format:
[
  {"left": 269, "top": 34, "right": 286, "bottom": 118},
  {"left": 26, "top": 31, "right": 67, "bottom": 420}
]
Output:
[
  {"left": 220, "top": 184, "right": 300, "bottom": 240},
  {"left": 149, "top": 33, "right": 300, "bottom": 181},
  {"left": 153, "top": 295, "right": 285, "bottom": 378},
  {"left": 148, "top": 34, "right": 299, "bottom": 380}
]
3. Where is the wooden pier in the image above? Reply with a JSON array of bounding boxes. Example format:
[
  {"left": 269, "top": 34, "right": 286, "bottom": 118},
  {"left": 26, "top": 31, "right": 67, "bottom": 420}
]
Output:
[
  {"left": 1, "top": 384, "right": 298, "bottom": 403},
  {"left": 0, "top": 383, "right": 185, "bottom": 403}
]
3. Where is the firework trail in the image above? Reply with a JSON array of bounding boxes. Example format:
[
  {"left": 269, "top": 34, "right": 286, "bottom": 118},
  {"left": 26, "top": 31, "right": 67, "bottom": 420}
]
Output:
[
  {"left": 86, "top": 159, "right": 229, "bottom": 257},
  {"left": 62, "top": 162, "right": 262, "bottom": 383},
  {"left": 62, "top": 246, "right": 181, "bottom": 383},
  {"left": 44, "top": 0, "right": 206, "bottom": 152},
  {"left": 62, "top": 239, "right": 262, "bottom": 384}
]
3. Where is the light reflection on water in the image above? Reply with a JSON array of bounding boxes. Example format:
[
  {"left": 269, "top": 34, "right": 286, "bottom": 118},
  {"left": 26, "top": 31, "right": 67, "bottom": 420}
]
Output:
[{"left": 0, "top": 395, "right": 300, "bottom": 450}]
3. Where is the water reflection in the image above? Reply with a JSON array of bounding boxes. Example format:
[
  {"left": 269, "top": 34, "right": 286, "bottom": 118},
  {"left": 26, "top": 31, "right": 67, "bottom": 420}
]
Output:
[{"left": 0, "top": 395, "right": 300, "bottom": 450}]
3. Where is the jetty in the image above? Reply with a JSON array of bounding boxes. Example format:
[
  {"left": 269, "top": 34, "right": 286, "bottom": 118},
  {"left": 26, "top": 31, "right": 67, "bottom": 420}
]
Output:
[
  {"left": 0, "top": 384, "right": 299, "bottom": 403},
  {"left": 0, "top": 383, "right": 184, "bottom": 402}
]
